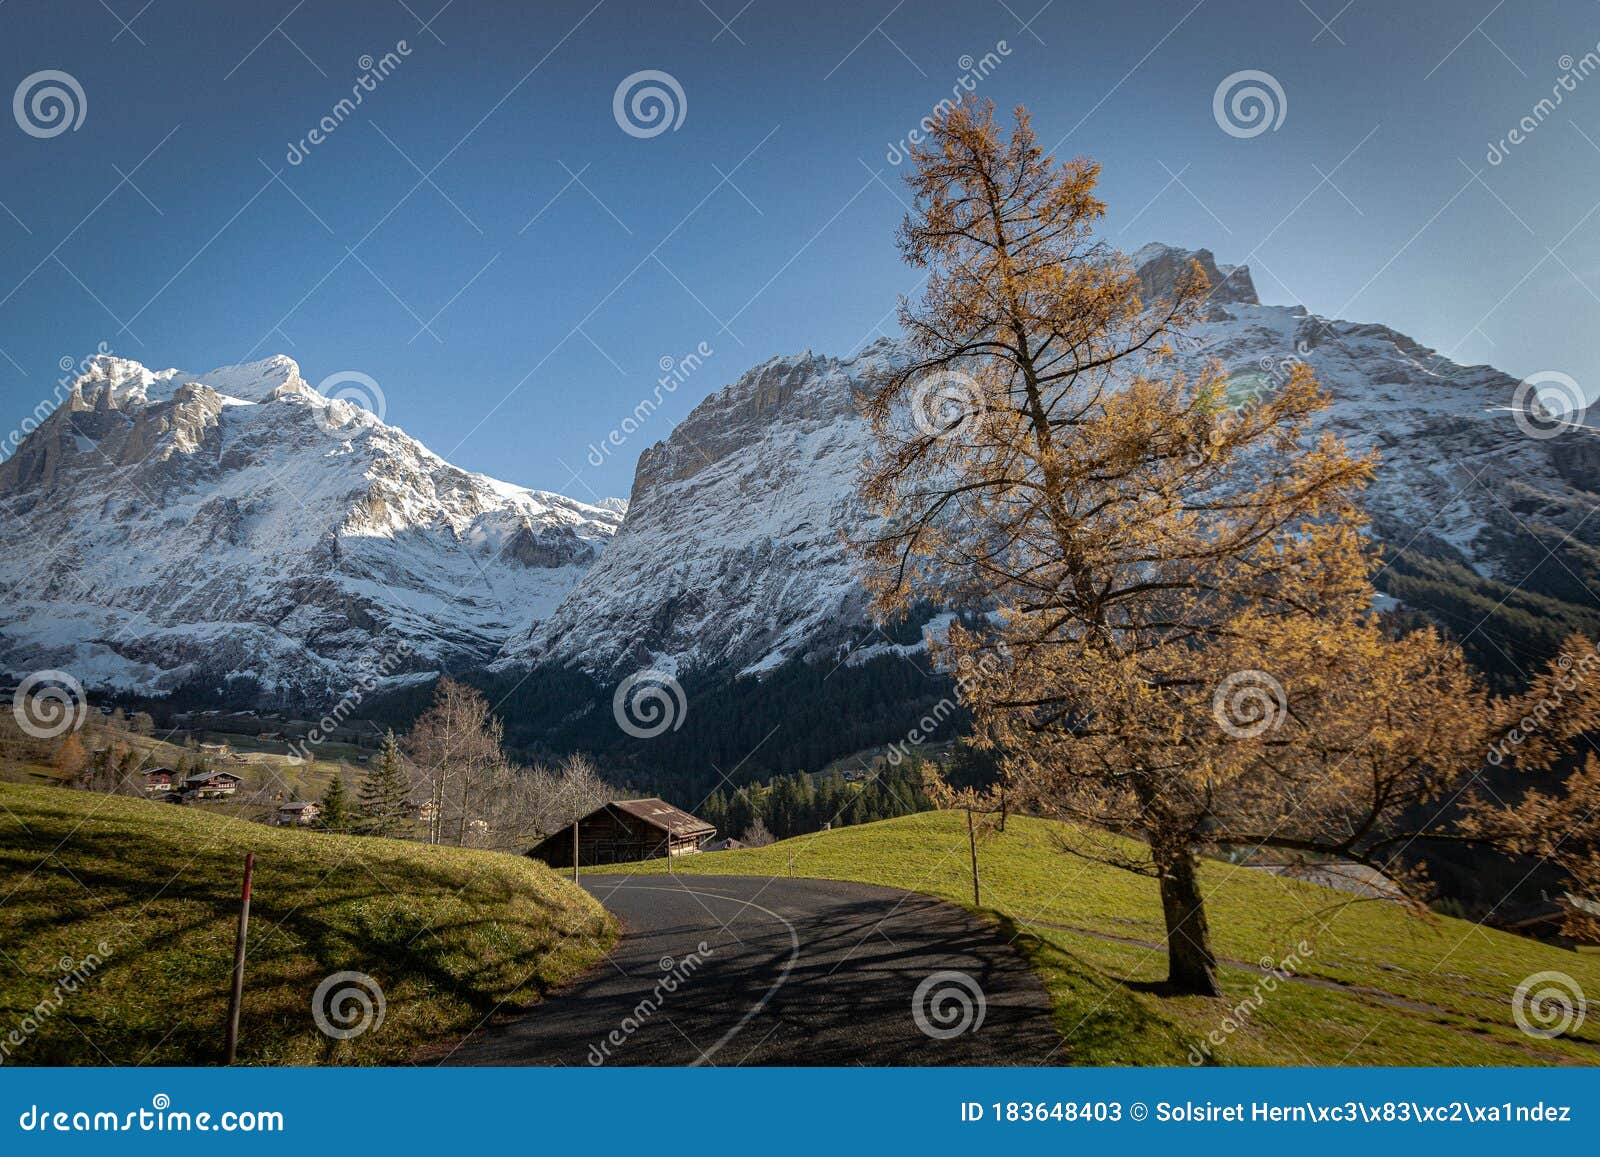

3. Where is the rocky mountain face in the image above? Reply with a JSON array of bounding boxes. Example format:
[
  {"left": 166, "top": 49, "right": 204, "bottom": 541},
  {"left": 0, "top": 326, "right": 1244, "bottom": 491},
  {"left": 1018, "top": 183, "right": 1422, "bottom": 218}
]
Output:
[
  {"left": 499, "top": 243, "right": 1600, "bottom": 685},
  {"left": 6, "top": 244, "right": 1594, "bottom": 706},
  {"left": 0, "top": 355, "right": 622, "bottom": 698},
  {"left": 494, "top": 346, "right": 887, "bottom": 682}
]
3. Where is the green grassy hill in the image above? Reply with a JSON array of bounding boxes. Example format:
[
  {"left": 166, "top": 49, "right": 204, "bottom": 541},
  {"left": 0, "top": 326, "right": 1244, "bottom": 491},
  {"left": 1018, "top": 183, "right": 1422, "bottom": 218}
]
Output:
[
  {"left": 0, "top": 783, "right": 614, "bottom": 1065},
  {"left": 596, "top": 811, "right": 1600, "bottom": 1066}
]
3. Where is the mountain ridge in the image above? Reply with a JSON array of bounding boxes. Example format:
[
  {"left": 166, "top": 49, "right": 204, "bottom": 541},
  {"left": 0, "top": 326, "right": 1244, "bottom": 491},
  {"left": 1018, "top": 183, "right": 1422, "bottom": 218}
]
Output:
[
  {"left": 4, "top": 242, "right": 1596, "bottom": 705},
  {"left": 0, "top": 354, "right": 623, "bottom": 698}
]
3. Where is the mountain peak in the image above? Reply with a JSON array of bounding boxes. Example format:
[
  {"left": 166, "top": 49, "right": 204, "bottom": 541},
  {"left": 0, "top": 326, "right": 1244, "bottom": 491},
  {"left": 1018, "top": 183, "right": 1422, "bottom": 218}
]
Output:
[{"left": 1131, "top": 242, "right": 1258, "bottom": 307}]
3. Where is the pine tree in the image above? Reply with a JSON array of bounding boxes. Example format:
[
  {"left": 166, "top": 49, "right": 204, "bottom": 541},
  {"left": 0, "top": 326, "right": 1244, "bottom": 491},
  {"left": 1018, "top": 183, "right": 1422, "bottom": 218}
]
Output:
[
  {"left": 319, "top": 772, "right": 351, "bottom": 832},
  {"left": 359, "top": 731, "right": 412, "bottom": 838}
]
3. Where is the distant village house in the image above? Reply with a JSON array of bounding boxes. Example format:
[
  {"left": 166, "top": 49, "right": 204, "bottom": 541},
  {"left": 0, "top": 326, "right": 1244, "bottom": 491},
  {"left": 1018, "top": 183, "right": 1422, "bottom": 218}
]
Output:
[
  {"left": 143, "top": 767, "right": 176, "bottom": 793},
  {"left": 184, "top": 770, "right": 242, "bottom": 798},
  {"left": 276, "top": 801, "right": 320, "bottom": 826}
]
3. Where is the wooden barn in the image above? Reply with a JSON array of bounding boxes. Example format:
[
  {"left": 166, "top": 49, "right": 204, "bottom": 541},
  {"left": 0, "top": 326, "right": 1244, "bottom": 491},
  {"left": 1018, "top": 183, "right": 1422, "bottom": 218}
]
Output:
[{"left": 530, "top": 798, "right": 715, "bottom": 868}]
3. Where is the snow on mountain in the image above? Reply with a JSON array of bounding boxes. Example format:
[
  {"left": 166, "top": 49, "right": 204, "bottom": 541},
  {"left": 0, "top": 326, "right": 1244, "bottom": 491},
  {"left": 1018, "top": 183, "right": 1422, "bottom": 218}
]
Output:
[
  {"left": 495, "top": 346, "right": 889, "bottom": 681},
  {"left": 502, "top": 244, "right": 1600, "bottom": 684},
  {"left": 0, "top": 355, "right": 623, "bottom": 696}
]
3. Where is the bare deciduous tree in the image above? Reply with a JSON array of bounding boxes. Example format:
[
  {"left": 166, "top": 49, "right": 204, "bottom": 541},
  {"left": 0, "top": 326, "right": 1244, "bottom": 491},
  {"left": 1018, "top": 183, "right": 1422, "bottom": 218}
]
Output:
[{"left": 404, "top": 677, "right": 504, "bottom": 845}]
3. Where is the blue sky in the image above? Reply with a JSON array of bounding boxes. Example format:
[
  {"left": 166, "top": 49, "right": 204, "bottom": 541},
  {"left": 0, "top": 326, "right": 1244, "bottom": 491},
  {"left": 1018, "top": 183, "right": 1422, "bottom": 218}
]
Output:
[{"left": 2, "top": 0, "right": 1598, "bottom": 500}]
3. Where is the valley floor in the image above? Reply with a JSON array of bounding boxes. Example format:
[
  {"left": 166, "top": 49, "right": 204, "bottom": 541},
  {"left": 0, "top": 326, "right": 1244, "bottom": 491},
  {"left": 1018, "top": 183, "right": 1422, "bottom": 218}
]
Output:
[{"left": 593, "top": 812, "right": 1600, "bottom": 1066}]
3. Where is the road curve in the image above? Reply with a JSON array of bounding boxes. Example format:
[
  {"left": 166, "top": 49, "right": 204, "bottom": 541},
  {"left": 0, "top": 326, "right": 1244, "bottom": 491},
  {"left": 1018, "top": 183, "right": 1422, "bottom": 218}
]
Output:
[{"left": 443, "top": 874, "right": 1059, "bottom": 1066}]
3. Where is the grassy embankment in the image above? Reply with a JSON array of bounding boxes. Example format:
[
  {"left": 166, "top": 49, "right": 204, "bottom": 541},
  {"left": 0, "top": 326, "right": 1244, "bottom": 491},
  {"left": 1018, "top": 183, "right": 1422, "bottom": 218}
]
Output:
[
  {"left": 596, "top": 811, "right": 1600, "bottom": 1066},
  {"left": 0, "top": 782, "right": 613, "bottom": 1064}
]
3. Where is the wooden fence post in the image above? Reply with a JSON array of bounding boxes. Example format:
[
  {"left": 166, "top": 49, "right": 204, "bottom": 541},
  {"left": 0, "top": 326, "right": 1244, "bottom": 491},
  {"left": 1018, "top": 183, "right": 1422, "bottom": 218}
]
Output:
[
  {"left": 224, "top": 851, "right": 253, "bottom": 1064},
  {"left": 966, "top": 808, "right": 980, "bottom": 907}
]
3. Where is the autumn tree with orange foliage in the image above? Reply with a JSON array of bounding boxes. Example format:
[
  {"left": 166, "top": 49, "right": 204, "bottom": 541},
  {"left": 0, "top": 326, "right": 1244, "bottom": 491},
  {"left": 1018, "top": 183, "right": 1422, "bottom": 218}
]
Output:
[{"left": 857, "top": 97, "right": 1600, "bottom": 996}]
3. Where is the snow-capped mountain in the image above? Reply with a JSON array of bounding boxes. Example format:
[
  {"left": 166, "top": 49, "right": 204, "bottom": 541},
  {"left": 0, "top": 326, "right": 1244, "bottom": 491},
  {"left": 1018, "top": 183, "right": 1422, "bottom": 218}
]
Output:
[
  {"left": 495, "top": 346, "right": 885, "bottom": 681},
  {"left": 0, "top": 354, "right": 622, "bottom": 696},
  {"left": 501, "top": 244, "right": 1600, "bottom": 684},
  {"left": 6, "top": 245, "right": 1593, "bottom": 704}
]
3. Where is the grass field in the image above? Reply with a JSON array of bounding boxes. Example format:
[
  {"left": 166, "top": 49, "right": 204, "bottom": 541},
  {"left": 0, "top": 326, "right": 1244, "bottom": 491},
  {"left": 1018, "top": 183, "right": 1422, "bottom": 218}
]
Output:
[
  {"left": 0, "top": 782, "right": 614, "bottom": 1065},
  {"left": 594, "top": 811, "right": 1600, "bottom": 1066}
]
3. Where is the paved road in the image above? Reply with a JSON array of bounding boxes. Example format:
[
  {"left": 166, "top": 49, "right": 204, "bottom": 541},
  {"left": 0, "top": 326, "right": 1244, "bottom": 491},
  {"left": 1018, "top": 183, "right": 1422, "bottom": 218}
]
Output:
[{"left": 444, "top": 874, "right": 1058, "bottom": 1066}]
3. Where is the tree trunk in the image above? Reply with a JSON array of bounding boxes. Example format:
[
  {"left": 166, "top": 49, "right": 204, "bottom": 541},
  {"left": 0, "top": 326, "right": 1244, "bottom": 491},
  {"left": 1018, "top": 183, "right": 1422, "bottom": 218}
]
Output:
[{"left": 1152, "top": 840, "right": 1222, "bottom": 997}]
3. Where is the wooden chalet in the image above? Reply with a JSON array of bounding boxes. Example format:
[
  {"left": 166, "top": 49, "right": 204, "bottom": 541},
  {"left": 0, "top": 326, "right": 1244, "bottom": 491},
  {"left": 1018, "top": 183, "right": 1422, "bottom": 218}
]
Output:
[
  {"left": 143, "top": 767, "right": 176, "bottom": 793},
  {"left": 276, "top": 800, "right": 321, "bottom": 826},
  {"left": 529, "top": 798, "right": 715, "bottom": 868},
  {"left": 184, "top": 770, "right": 242, "bottom": 798}
]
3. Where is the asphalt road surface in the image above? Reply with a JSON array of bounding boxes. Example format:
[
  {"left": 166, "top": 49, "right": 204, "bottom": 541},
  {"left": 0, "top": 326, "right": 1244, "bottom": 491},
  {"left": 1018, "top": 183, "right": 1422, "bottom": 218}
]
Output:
[{"left": 444, "top": 874, "right": 1059, "bottom": 1066}]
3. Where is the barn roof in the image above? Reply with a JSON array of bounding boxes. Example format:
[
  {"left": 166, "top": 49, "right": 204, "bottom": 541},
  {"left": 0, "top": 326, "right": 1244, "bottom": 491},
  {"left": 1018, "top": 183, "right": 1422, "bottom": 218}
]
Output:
[{"left": 610, "top": 798, "right": 715, "bottom": 836}]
